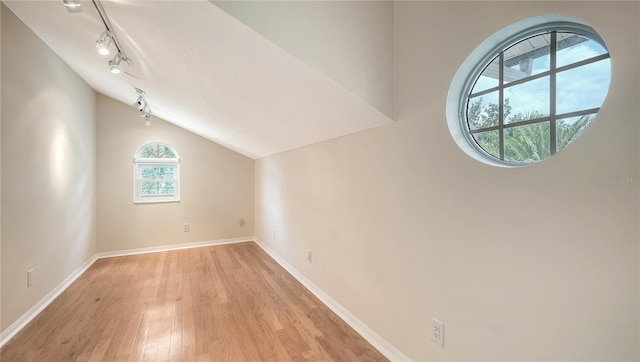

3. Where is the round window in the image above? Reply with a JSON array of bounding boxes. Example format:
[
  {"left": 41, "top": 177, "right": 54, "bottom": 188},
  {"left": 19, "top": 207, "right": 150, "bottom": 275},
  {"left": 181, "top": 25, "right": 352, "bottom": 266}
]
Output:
[{"left": 446, "top": 16, "right": 611, "bottom": 167}]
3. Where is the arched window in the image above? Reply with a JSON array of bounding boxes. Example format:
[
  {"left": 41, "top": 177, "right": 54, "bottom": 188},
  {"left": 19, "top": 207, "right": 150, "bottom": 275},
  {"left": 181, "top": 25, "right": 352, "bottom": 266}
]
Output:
[{"left": 133, "top": 142, "right": 180, "bottom": 203}]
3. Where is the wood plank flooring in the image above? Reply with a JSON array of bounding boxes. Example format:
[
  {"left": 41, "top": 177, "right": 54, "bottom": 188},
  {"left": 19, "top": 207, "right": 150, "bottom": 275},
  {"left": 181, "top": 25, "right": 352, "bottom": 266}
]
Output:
[{"left": 1, "top": 242, "right": 387, "bottom": 361}]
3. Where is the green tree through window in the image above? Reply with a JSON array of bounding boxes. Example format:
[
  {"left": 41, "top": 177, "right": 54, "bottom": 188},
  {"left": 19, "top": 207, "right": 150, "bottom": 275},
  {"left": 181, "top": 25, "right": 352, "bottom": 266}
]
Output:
[
  {"left": 138, "top": 144, "right": 177, "bottom": 159},
  {"left": 468, "top": 97, "right": 596, "bottom": 163}
]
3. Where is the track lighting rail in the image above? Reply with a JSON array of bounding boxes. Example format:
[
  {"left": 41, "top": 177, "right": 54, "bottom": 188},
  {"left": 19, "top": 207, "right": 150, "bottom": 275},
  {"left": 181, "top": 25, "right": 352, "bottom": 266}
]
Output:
[{"left": 91, "top": 0, "right": 129, "bottom": 62}]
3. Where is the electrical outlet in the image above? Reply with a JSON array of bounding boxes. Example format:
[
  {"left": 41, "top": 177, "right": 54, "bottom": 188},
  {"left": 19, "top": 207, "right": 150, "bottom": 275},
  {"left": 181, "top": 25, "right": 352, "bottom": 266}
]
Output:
[
  {"left": 27, "top": 269, "right": 34, "bottom": 287},
  {"left": 239, "top": 218, "right": 245, "bottom": 227},
  {"left": 431, "top": 318, "right": 444, "bottom": 347},
  {"left": 307, "top": 251, "right": 313, "bottom": 263},
  {"left": 183, "top": 223, "right": 190, "bottom": 232}
]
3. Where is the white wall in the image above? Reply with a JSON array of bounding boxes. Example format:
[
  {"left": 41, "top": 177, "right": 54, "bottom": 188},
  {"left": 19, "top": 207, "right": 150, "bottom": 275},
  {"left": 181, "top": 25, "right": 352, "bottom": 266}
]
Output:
[
  {"left": 97, "top": 95, "right": 254, "bottom": 252},
  {"left": 1, "top": 4, "right": 97, "bottom": 331},
  {"left": 255, "top": 1, "right": 639, "bottom": 360},
  {"left": 214, "top": 0, "right": 395, "bottom": 119},
  {"left": 1, "top": 3, "right": 4, "bottom": 330},
  {"left": 1, "top": 1, "right": 256, "bottom": 334}
]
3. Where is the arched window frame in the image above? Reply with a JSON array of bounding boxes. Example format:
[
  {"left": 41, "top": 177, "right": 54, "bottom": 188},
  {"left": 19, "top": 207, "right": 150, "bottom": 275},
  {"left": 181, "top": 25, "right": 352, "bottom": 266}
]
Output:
[{"left": 133, "top": 142, "right": 180, "bottom": 203}]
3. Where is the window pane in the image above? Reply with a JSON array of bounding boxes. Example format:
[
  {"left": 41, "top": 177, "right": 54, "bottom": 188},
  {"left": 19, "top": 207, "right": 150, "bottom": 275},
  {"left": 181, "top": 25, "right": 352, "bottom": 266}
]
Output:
[
  {"left": 140, "top": 166, "right": 176, "bottom": 180},
  {"left": 467, "top": 92, "right": 499, "bottom": 130},
  {"left": 141, "top": 181, "right": 175, "bottom": 196},
  {"left": 557, "top": 114, "right": 595, "bottom": 152},
  {"left": 503, "top": 33, "right": 551, "bottom": 84},
  {"left": 556, "top": 58, "right": 611, "bottom": 115},
  {"left": 557, "top": 33, "right": 607, "bottom": 68},
  {"left": 159, "top": 182, "right": 175, "bottom": 195},
  {"left": 472, "top": 130, "right": 500, "bottom": 159},
  {"left": 137, "top": 143, "right": 178, "bottom": 159},
  {"left": 141, "top": 182, "right": 157, "bottom": 195},
  {"left": 471, "top": 56, "right": 499, "bottom": 94},
  {"left": 504, "top": 122, "right": 550, "bottom": 162},
  {"left": 504, "top": 76, "right": 550, "bottom": 124}
]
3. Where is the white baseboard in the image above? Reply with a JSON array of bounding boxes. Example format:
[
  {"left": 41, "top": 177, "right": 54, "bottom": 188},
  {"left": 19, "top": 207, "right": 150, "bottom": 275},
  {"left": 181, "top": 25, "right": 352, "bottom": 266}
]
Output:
[
  {"left": 95, "top": 237, "right": 252, "bottom": 258},
  {"left": 0, "top": 254, "right": 98, "bottom": 349},
  {"left": 253, "top": 238, "right": 410, "bottom": 362}
]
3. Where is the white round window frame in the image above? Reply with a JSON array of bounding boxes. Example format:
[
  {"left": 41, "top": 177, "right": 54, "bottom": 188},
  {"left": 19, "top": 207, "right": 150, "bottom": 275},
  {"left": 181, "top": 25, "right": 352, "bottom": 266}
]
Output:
[{"left": 445, "top": 15, "right": 609, "bottom": 168}]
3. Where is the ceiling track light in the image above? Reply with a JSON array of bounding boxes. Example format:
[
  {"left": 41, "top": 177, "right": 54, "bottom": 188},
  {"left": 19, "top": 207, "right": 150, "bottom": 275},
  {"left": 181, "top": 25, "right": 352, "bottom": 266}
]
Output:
[
  {"left": 133, "top": 88, "right": 152, "bottom": 126},
  {"left": 95, "top": 31, "right": 112, "bottom": 56},
  {"left": 133, "top": 88, "right": 147, "bottom": 110},
  {"left": 143, "top": 111, "right": 152, "bottom": 126},
  {"left": 62, "top": 0, "right": 131, "bottom": 73},
  {"left": 89, "top": 0, "right": 131, "bottom": 74},
  {"left": 62, "top": 0, "right": 82, "bottom": 13},
  {"left": 139, "top": 106, "right": 150, "bottom": 117},
  {"left": 108, "top": 53, "right": 123, "bottom": 74},
  {"left": 134, "top": 96, "right": 145, "bottom": 111}
]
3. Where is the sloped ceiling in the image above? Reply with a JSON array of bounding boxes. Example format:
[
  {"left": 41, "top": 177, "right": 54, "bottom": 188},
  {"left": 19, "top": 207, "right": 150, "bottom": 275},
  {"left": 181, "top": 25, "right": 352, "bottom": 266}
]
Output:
[
  {"left": 2, "top": 0, "right": 394, "bottom": 159},
  {"left": 213, "top": 0, "right": 395, "bottom": 119}
]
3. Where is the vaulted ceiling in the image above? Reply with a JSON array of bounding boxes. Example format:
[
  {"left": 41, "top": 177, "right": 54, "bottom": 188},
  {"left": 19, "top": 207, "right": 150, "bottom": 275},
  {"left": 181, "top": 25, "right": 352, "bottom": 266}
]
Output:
[{"left": 4, "top": 0, "right": 395, "bottom": 159}]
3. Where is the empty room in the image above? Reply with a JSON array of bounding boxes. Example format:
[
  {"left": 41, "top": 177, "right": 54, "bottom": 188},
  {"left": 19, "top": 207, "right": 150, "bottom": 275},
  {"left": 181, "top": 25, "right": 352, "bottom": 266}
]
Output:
[{"left": 1, "top": 1, "right": 639, "bottom": 361}]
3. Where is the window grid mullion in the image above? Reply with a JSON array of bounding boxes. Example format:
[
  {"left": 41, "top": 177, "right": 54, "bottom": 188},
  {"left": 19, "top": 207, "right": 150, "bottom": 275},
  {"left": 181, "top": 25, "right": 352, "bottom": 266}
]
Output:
[
  {"left": 499, "top": 52, "right": 505, "bottom": 160},
  {"left": 550, "top": 31, "right": 558, "bottom": 155},
  {"left": 471, "top": 107, "right": 602, "bottom": 135}
]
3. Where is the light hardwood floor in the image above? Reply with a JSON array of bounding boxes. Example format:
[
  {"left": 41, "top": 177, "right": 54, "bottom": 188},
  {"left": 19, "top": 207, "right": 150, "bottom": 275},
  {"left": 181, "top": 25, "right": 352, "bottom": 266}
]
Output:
[{"left": 1, "top": 242, "right": 387, "bottom": 362}]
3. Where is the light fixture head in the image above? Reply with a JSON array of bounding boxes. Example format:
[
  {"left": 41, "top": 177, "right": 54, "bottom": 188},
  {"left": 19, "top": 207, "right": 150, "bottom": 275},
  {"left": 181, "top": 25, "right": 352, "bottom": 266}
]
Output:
[
  {"left": 133, "top": 88, "right": 146, "bottom": 110},
  {"left": 63, "top": 0, "right": 82, "bottom": 12},
  {"left": 133, "top": 88, "right": 152, "bottom": 125},
  {"left": 133, "top": 92, "right": 147, "bottom": 112},
  {"left": 143, "top": 110, "right": 152, "bottom": 125},
  {"left": 97, "top": 44, "right": 110, "bottom": 56},
  {"left": 108, "top": 53, "right": 122, "bottom": 74},
  {"left": 95, "top": 32, "right": 112, "bottom": 56},
  {"left": 133, "top": 97, "right": 144, "bottom": 111}
]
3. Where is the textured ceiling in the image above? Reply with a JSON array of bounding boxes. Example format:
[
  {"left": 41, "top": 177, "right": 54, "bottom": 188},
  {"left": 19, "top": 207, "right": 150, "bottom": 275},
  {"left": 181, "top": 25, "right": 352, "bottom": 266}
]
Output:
[{"left": 4, "top": 0, "right": 393, "bottom": 159}]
